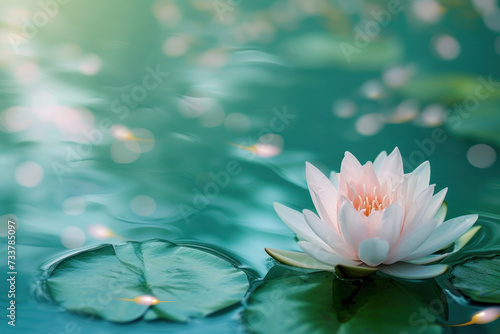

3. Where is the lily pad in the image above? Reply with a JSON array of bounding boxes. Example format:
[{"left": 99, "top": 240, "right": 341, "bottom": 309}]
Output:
[
  {"left": 242, "top": 266, "right": 443, "bottom": 334},
  {"left": 450, "top": 256, "right": 500, "bottom": 304},
  {"left": 38, "top": 240, "right": 250, "bottom": 323}
]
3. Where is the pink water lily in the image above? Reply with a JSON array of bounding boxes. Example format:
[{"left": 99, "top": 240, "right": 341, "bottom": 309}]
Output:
[{"left": 266, "top": 148, "right": 479, "bottom": 279}]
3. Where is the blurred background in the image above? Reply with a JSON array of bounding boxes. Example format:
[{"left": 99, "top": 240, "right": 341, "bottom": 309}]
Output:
[{"left": 0, "top": 0, "right": 500, "bottom": 333}]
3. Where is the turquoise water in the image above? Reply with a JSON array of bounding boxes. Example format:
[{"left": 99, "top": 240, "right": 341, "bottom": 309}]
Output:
[{"left": 1, "top": 0, "right": 500, "bottom": 333}]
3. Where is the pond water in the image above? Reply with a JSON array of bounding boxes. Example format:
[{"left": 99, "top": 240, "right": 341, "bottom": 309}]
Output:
[{"left": 1, "top": 0, "right": 500, "bottom": 333}]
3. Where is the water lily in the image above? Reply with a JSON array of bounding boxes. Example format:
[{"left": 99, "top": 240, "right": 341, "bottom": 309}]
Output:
[{"left": 266, "top": 148, "right": 480, "bottom": 279}]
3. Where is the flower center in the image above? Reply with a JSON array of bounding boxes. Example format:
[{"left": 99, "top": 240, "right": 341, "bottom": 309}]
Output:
[{"left": 351, "top": 185, "right": 390, "bottom": 216}]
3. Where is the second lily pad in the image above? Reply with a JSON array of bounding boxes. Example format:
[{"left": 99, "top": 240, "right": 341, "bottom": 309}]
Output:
[
  {"left": 450, "top": 255, "right": 500, "bottom": 304},
  {"left": 38, "top": 239, "right": 251, "bottom": 323},
  {"left": 242, "top": 266, "right": 444, "bottom": 333}
]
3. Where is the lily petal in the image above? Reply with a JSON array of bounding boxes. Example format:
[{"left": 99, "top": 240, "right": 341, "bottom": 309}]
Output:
[
  {"left": 303, "top": 210, "right": 357, "bottom": 259},
  {"left": 386, "top": 218, "right": 439, "bottom": 263},
  {"left": 408, "top": 226, "right": 481, "bottom": 264},
  {"left": 373, "top": 202, "right": 404, "bottom": 245},
  {"left": 335, "top": 264, "right": 378, "bottom": 278},
  {"left": 449, "top": 225, "right": 481, "bottom": 252},
  {"left": 329, "top": 171, "right": 339, "bottom": 188},
  {"left": 358, "top": 238, "right": 390, "bottom": 267},
  {"left": 298, "top": 241, "right": 360, "bottom": 267},
  {"left": 409, "top": 226, "right": 482, "bottom": 265},
  {"left": 265, "top": 248, "right": 336, "bottom": 271},
  {"left": 403, "top": 185, "right": 436, "bottom": 233},
  {"left": 352, "top": 161, "right": 381, "bottom": 198},
  {"left": 406, "top": 254, "right": 450, "bottom": 265},
  {"left": 373, "top": 150, "right": 388, "bottom": 173},
  {"left": 407, "top": 161, "right": 431, "bottom": 196},
  {"left": 306, "top": 162, "right": 339, "bottom": 231},
  {"left": 338, "top": 200, "right": 369, "bottom": 251},
  {"left": 421, "top": 188, "right": 448, "bottom": 225},
  {"left": 402, "top": 214, "right": 478, "bottom": 261},
  {"left": 379, "top": 263, "right": 449, "bottom": 279},
  {"left": 434, "top": 202, "right": 447, "bottom": 225},
  {"left": 341, "top": 151, "right": 362, "bottom": 176},
  {"left": 265, "top": 248, "right": 375, "bottom": 277},
  {"left": 273, "top": 202, "right": 327, "bottom": 247},
  {"left": 377, "top": 147, "right": 404, "bottom": 184}
]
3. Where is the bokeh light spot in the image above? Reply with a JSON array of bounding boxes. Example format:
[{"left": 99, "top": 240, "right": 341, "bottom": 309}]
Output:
[
  {"left": 360, "top": 80, "right": 385, "bottom": 100},
  {"left": 355, "top": 114, "right": 385, "bottom": 136},
  {"left": 162, "top": 36, "right": 188, "bottom": 57},
  {"left": 433, "top": 35, "right": 460, "bottom": 60},
  {"left": 152, "top": 0, "right": 181, "bottom": 27},
  {"left": 332, "top": 99, "right": 356, "bottom": 118},
  {"left": 383, "top": 66, "right": 412, "bottom": 88},
  {"left": 124, "top": 128, "right": 155, "bottom": 153},
  {"left": 111, "top": 141, "right": 141, "bottom": 164},
  {"left": 61, "top": 226, "right": 86, "bottom": 249},
  {"left": 13, "top": 61, "right": 40, "bottom": 85},
  {"left": 390, "top": 100, "right": 419, "bottom": 123},
  {"left": 130, "top": 195, "right": 156, "bottom": 216},
  {"left": 412, "top": 0, "right": 443, "bottom": 24},
  {"left": 420, "top": 104, "right": 446, "bottom": 126},
  {"left": 484, "top": 9, "right": 500, "bottom": 32},
  {"left": 467, "top": 144, "right": 497, "bottom": 168},
  {"left": 87, "top": 224, "right": 115, "bottom": 239},
  {"left": 79, "top": 54, "right": 102, "bottom": 75},
  {"left": 472, "top": 0, "right": 497, "bottom": 15},
  {"left": 254, "top": 134, "right": 284, "bottom": 158},
  {"left": 15, "top": 161, "right": 44, "bottom": 187},
  {"left": 1, "top": 106, "right": 34, "bottom": 132}
]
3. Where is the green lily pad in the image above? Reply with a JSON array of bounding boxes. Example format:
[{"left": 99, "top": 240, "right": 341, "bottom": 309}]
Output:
[
  {"left": 450, "top": 256, "right": 500, "bottom": 304},
  {"left": 38, "top": 240, "right": 250, "bottom": 323},
  {"left": 242, "top": 267, "right": 443, "bottom": 334}
]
